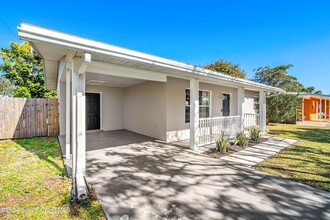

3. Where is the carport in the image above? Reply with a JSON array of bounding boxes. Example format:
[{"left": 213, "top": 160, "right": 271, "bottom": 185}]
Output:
[{"left": 18, "top": 22, "right": 283, "bottom": 201}]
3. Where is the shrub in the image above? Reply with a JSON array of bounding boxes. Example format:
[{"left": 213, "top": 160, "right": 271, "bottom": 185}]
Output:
[
  {"left": 266, "top": 94, "right": 300, "bottom": 124},
  {"left": 235, "top": 132, "right": 248, "bottom": 147},
  {"left": 216, "top": 131, "right": 229, "bottom": 153},
  {"left": 249, "top": 126, "right": 261, "bottom": 142}
]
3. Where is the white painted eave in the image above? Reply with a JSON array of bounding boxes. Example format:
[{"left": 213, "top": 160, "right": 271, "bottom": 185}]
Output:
[{"left": 18, "top": 22, "right": 284, "bottom": 93}]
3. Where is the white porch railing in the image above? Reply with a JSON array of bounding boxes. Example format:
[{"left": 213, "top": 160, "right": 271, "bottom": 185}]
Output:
[
  {"left": 243, "top": 113, "right": 260, "bottom": 128},
  {"left": 198, "top": 116, "right": 241, "bottom": 146}
]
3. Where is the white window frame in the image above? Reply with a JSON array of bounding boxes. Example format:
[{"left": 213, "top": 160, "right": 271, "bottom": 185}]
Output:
[{"left": 185, "top": 88, "right": 212, "bottom": 123}]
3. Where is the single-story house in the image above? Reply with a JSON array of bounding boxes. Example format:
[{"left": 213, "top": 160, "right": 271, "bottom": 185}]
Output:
[
  {"left": 295, "top": 93, "right": 330, "bottom": 122},
  {"left": 18, "top": 22, "right": 283, "bottom": 199}
]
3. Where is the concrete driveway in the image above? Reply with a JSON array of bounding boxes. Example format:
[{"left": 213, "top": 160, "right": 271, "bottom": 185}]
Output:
[{"left": 86, "top": 139, "right": 330, "bottom": 220}]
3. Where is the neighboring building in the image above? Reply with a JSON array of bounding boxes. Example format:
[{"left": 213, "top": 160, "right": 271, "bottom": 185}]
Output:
[
  {"left": 18, "top": 23, "right": 283, "bottom": 199},
  {"left": 295, "top": 93, "right": 330, "bottom": 122}
]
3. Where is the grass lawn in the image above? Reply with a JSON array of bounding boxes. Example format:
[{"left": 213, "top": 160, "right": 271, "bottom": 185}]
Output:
[
  {"left": 0, "top": 137, "right": 105, "bottom": 219},
  {"left": 255, "top": 123, "right": 330, "bottom": 191}
]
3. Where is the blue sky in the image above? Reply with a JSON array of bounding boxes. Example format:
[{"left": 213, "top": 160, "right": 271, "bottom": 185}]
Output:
[{"left": 1, "top": 0, "right": 330, "bottom": 93}]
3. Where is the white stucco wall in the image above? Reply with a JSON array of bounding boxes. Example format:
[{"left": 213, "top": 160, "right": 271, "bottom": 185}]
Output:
[
  {"left": 244, "top": 90, "right": 259, "bottom": 114},
  {"left": 165, "top": 77, "right": 238, "bottom": 142},
  {"left": 124, "top": 81, "right": 167, "bottom": 140},
  {"left": 86, "top": 85, "right": 124, "bottom": 131},
  {"left": 58, "top": 77, "right": 256, "bottom": 142}
]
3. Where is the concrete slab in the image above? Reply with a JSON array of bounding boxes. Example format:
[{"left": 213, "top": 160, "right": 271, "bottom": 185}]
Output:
[
  {"left": 59, "top": 130, "right": 155, "bottom": 176},
  {"left": 222, "top": 137, "right": 298, "bottom": 167},
  {"left": 86, "top": 137, "right": 330, "bottom": 220}
]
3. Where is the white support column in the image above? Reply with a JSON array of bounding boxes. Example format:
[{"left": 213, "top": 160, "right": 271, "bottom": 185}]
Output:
[
  {"left": 259, "top": 91, "right": 266, "bottom": 134},
  {"left": 73, "top": 57, "right": 87, "bottom": 175},
  {"left": 65, "top": 67, "right": 71, "bottom": 160},
  {"left": 301, "top": 98, "right": 305, "bottom": 123},
  {"left": 326, "top": 99, "right": 328, "bottom": 121},
  {"left": 320, "top": 96, "right": 322, "bottom": 123},
  {"left": 71, "top": 63, "right": 77, "bottom": 178},
  {"left": 190, "top": 79, "right": 199, "bottom": 151},
  {"left": 237, "top": 87, "right": 245, "bottom": 131},
  {"left": 69, "top": 53, "right": 90, "bottom": 199}
]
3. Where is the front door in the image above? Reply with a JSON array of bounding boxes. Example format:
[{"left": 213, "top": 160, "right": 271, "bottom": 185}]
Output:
[
  {"left": 86, "top": 93, "right": 100, "bottom": 130},
  {"left": 222, "top": 94, "right": 230, "bottom": 116}
]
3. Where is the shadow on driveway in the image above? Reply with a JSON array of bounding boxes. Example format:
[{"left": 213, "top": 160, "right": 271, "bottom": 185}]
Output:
[{"left": 86, "top": 140, "right": 330, "bottom": 220}]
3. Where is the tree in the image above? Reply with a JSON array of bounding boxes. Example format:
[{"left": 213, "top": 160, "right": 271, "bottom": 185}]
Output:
[
  {"left": 253, "top": 64, "right": 304, "bottom": 92},
  {"left": 0, "top": 42, "right": 56, "bottom": 98},
  {"left": 301, "top": 86, "right": 322, "bottom": 94},
  {"left": 13, "top": 86, "right": 31, "bottom": 98},
  {"left": 266, "top": 94, "right": 300, "bottom": 123},
  {"left": 204, "top": 60, "right": 246, "bottom": 79},
  {"left": 253, "top": 64, "right": 303, "bottom": 123},
  {"left": 0, "top": 76, "right": 15, "bottom": 96}
]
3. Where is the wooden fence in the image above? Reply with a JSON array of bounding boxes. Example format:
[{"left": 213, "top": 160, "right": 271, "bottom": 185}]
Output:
[{"left": 0, "top": 97, "right": 59, "bottom": 139}]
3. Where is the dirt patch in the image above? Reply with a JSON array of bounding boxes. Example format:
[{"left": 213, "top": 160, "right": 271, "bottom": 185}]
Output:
[{"left": 202, "top": 138, "right": 268, "bottom": 159}]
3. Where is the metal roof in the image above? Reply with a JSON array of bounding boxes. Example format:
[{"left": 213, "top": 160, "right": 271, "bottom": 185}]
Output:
[{"left": 18, "top": 22, "right": 284, "bottom": 93}]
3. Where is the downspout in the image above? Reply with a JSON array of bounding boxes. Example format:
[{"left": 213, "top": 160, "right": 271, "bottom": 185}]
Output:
[
  {"left": 76, "top": 92, "right": 88, "bottom": 200},
  {"left": 76, "top": 172, "right": 87, "bottom": 200}
]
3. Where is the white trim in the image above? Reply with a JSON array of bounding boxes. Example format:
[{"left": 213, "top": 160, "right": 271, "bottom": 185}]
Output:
[
  {"left": 18, "top": 22, "right": 284, "bottom": 93},
  {"left": 85, "top": 91, "right": 103, "bottom": 131},
  {"left": 87, "top": 61, "right": 167, "bottom": 82},
  {"left": 185, "top": 88, "right": 212, "bottom": 124}
]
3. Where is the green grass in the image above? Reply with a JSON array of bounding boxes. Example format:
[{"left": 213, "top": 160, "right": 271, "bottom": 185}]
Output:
[
  {"left": 254, "top": 123, "right": 330, "bottom": 191},
  {"left": 0, "top": 137, "right": 105, "bottom": 219}
]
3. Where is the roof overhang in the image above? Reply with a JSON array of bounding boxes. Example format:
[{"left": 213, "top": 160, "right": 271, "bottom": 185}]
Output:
[
  {"left": 18, "top": 22, "right": 284, "bottom": 93},
  {"left": 288, "top": 92, "right": 330, "bottom": 99}
]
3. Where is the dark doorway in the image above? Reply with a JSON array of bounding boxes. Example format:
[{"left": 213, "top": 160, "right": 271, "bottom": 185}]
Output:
[
  {"left": 86, "top": 93, "right": 100, "bottom": 130},
  {"left": 222, "top": 93, "right": 230, "bottom": 116}
]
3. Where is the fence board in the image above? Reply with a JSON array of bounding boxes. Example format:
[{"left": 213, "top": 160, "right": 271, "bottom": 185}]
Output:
[{"left": 0, "top": 97, "right": 59, "bottom": 139}]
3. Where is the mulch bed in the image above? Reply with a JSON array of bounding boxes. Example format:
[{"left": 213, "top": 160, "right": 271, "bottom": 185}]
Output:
[{"left": 202, "top": 137, "right": 268, "bottom": 159}]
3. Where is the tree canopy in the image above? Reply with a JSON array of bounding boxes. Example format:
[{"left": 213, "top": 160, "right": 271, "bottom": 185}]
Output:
[
  {"left": 0, "top": 42, "right": 56, "bottom": 98},
  {"left": 0, "top": 76, "right": 15, "bottom": 96},
  {"left": 204, "top": 60, "right": 246, "bottom": 79},
  {"left": 252, "top": 65, "right": 304, "bottom": 92},
  {"left": 252, "top": 64, "right": 324, "bottom": 123},
  {"left": 301, "top": 86, "right": 322, "bottom": 94}
]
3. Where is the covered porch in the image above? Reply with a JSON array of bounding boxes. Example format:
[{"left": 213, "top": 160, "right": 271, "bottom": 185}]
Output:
[
  {"left": 18, "top": 23, "right": 281, "bottom": 200},
  {"left": 296, "top": 93, "right": 330, "bottom": 126}
]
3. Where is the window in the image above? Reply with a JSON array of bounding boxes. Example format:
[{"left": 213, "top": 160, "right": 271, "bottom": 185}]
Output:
[
  {"left": 185, "top": 89, "right": 210, "bottom": 123},
  {"left": 312, "top": 101, "right": 315, "bottom": 110},
  {"left": 253, "top": 97, "right": 259, "bottom": 114}
]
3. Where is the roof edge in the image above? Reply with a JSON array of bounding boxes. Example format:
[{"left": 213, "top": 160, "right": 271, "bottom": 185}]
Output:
[{"left": 18, "top": 22, "right": 284, "bottom": 93}]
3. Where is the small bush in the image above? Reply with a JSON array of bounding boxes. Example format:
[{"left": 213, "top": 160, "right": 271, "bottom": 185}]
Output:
[
  {"left": 249, "top": 126, "right": 261, "bottom": 142},
  {"left": 235, "top": 132, "right": 248, "bottom": 147},
  {"left": 216, "top": 131, "right": 229, "bottom": 153}
]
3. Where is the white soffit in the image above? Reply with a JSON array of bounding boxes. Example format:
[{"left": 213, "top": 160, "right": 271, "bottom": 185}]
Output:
[{"left": 85, "top": 72, "right": 146, "bottom": 87}]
